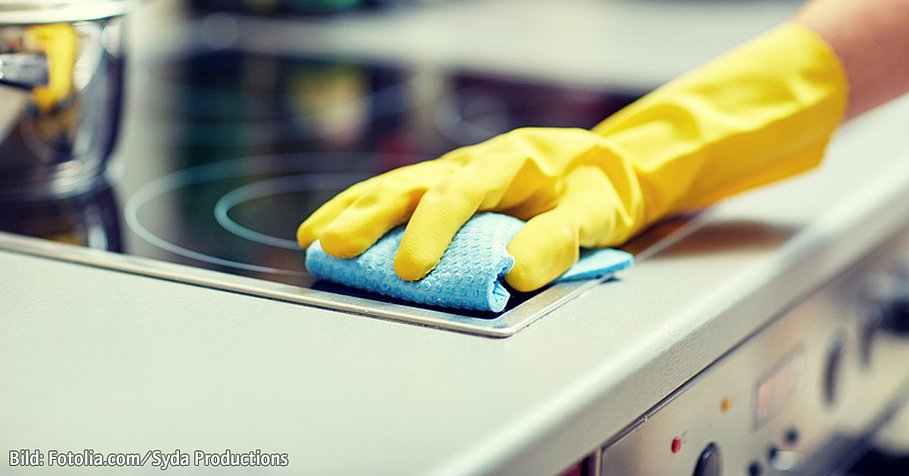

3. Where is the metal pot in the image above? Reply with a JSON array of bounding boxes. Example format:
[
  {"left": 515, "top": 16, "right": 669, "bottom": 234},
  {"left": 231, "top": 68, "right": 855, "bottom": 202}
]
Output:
[{"left": 0, "top": 1, "right": 137, "bottom": 199}]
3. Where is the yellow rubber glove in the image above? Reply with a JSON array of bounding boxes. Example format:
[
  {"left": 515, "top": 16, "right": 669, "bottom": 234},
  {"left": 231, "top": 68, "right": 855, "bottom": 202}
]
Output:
[
  {"left": 297, "top": 23, "right": 847, "bottom": 292},
  {"left": 26, "top": 23, "right": 78, "bottom": 112}
]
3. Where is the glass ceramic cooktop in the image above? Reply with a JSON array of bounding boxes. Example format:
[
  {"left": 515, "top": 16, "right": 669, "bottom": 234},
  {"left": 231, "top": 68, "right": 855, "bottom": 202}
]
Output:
[{"left": 0, "top": 32, "right": 644, "bottom": 336}]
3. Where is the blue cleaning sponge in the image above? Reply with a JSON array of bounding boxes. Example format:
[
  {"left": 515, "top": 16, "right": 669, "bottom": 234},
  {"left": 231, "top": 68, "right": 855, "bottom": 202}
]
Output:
[{"left": 306, "top": 213, "right": 633, "bottom": 312}]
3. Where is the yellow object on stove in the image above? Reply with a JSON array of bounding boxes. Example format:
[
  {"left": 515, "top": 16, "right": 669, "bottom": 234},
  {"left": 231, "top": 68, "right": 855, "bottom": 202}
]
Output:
[
  {"left": 26, "top": 23, "right": 78, "bottom": 112},
  {"left": 298, "top": 23, "right": 848, "bottom": 292}
]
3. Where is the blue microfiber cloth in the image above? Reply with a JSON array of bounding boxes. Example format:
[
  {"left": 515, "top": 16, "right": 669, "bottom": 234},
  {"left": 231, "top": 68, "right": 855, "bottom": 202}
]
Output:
[{"left": 306, "top": 213, "right": 633, "bottom": 312}]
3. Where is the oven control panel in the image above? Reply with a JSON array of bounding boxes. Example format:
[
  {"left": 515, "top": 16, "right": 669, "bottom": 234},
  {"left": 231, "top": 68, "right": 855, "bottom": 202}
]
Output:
[{"left": 596, "top": 231, "right": 909, "bottom": 476}]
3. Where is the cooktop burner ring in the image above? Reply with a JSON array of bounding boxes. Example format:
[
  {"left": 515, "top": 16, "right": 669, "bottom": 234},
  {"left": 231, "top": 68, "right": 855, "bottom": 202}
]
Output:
[
  {"left": 124, "top": 153, "right": 410, "bottom": 276},
  {"left": 213, "top": 172, "right": 370, "bottom": 250}
]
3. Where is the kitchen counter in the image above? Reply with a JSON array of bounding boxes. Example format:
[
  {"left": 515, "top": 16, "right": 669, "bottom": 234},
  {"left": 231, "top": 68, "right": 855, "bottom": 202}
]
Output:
[{"left": 5, "top": 1, "right": 909, "bottom": 475}]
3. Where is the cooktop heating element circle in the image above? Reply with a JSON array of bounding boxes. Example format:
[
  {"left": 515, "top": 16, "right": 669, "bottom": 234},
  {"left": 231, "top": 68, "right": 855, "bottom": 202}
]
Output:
[
  {"left": 214, "top": 173, "right": 368, "bottom": 250},
  {"left": 124, "top": 153, "right": 410, "bottom": 276}
]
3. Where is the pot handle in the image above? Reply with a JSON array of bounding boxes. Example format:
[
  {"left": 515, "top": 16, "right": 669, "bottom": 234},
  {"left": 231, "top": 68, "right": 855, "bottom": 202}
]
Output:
[
  {"left": 0, "top": 52, "right": 48, "bottom": 90},
  {"left": 0, "top": 23, "right": 76, "bottom": 110}
]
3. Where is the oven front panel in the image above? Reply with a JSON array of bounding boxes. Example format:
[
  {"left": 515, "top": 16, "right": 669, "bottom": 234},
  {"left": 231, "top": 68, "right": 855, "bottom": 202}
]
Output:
[{"left": 598, "top": 229, "right": 909, "bottom": 476}]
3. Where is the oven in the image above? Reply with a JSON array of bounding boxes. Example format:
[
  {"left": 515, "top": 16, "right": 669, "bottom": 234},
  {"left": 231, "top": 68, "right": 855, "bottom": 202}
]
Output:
[{"left": 585, "top": 231, "right": 909, "bottom": 476}]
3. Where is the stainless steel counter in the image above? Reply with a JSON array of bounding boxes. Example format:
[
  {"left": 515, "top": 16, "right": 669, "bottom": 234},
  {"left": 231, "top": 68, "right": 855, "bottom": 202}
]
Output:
[{"left": 4, "top": 94, "right": 909, "bottom": 475}]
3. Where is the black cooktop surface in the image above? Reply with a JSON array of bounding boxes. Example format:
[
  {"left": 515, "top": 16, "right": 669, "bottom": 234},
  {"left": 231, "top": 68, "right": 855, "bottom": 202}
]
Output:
[{"left": 1, "top": 41, "right": 641, "bottom": 315}]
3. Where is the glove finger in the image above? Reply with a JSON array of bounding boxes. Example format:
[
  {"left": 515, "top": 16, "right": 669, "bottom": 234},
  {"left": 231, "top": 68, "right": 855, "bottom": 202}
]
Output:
[
  {"left": 551, "top": 165, "right": 639, "bottom": 248},
  {"left": 505, "top": 210, "right": 580, "bottom": 292},
  {"left": 505, "top": 166, "right": 620, "bottom": 291},
  {"left": 299, "top": 160, "right": 455, "bottom": 253},
  {"left": 296, "top": 180, "right": 374, "bottom": 249},
  {"left": 392, "top": 178, "right": 484, "bottom": 281},
  {"left": 393, "top": 158, "right": 527, "bottom": 281},
  {"left": 318, "top": 181, "right": 426, "bottom": 258},
  {"left": 564, "top": 167, "right": 622, "bottom": 248}
]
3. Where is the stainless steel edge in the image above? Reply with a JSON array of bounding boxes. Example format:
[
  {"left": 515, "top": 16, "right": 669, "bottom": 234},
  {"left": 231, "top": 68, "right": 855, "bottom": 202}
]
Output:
[{"left": 0, "top": 231, "right": 616, "bottom": 338}]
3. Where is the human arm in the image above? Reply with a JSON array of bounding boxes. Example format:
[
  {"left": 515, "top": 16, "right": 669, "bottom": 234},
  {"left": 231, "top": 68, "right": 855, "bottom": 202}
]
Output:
[
  {"left": 795, "top": 0, "right": 909, "bottom": 119},
  {"left": 298, "top": 1, "right": 908, "bottom": 293}
]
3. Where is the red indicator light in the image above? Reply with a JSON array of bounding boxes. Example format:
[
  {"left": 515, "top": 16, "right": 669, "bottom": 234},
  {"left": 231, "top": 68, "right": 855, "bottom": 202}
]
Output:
[{"left": 671, "top": 437, "right": 682, "bottom": 454}]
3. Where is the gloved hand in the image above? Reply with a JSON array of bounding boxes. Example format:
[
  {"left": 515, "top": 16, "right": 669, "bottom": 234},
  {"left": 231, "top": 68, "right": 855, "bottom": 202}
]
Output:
[{"left": 298, "top": 23, "right": 847, "bottom": 292}]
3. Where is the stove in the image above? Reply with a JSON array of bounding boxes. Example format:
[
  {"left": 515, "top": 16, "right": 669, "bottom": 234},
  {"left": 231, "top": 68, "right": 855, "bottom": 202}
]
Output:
[
  {"left": 0, "top": 45, "right": 641, "bottom": 336},
  {"left": 4, "top": 5, "right": 909, "bottom": 476}
]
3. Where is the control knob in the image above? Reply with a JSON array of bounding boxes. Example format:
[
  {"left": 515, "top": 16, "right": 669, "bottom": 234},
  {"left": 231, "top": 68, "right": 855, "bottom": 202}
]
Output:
[
  {"left": 883, "top": 273, "right": 909, "bottom": 335},
  {"left": 693, "top": 443, "right": 722, "bottom": 476}
]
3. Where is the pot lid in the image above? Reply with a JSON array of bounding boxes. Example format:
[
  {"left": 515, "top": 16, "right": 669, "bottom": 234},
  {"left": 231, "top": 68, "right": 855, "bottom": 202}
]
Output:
[{"left": 0, "top": 0, "right": 138, "bottom": 24}]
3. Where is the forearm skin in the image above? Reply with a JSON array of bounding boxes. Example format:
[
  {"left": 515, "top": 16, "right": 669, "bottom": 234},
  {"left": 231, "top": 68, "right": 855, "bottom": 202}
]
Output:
[{"left": 795, "top": 0, "right": 909, "bottom": 120}]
